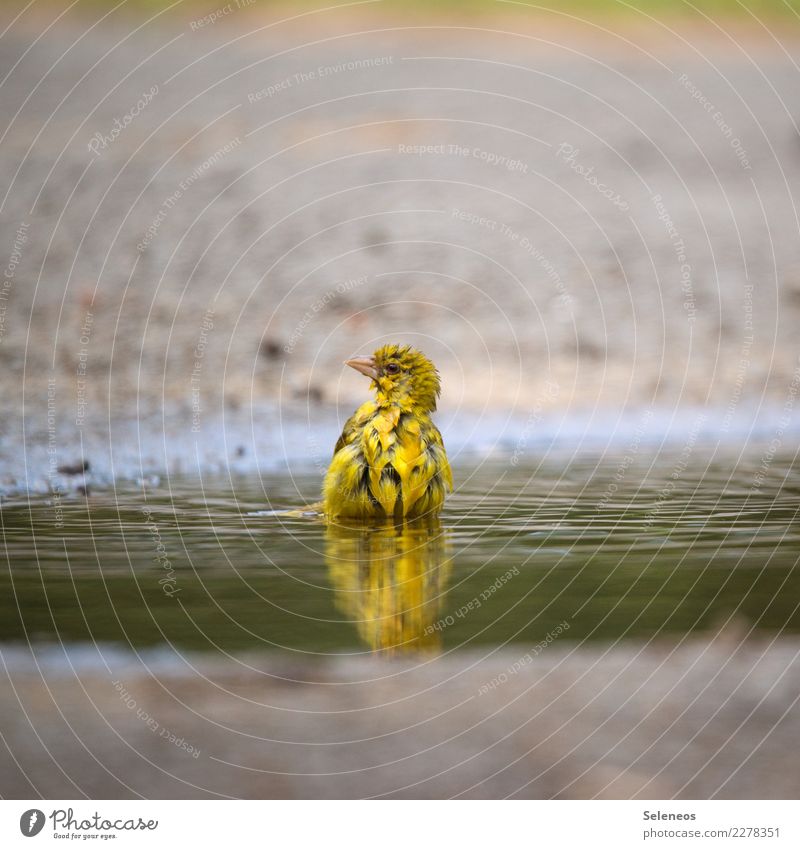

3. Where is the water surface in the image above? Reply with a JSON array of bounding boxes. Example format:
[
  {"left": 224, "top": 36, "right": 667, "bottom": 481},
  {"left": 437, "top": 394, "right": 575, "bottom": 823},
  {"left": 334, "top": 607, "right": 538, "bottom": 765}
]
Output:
[{"left": 2, "top": 452, "right": 798, "bottom": 657}]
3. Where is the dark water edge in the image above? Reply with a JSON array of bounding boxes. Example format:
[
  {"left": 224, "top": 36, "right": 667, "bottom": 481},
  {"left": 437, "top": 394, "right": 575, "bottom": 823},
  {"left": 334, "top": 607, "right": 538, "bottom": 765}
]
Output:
[{"left": 2, "top": 451, "right": 799, "bottom": 656}]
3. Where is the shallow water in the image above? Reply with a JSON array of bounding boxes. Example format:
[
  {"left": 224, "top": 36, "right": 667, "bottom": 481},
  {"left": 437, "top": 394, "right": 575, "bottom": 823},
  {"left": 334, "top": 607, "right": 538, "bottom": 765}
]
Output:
[{"left": 2, "top": 451, "right": 799, "bottom": 658}]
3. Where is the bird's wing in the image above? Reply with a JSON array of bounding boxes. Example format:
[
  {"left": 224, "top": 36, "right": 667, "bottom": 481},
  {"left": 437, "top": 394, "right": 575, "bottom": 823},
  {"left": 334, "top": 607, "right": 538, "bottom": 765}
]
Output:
[
  {"left": 427, "top": 422, "right": 454, "bottom": 492},
  {"left": 333, "top": 401, "right": 377, "bottom": 456},
  {"left": 393, "top": 415, "right": 453, "bottom": 515}
]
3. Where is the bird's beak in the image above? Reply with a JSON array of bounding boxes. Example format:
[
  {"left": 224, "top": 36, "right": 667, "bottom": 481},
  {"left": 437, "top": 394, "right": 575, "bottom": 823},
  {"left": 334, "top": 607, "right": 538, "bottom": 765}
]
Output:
[{"left": 345, "top": 356, "right": 379, "bottom": 381}]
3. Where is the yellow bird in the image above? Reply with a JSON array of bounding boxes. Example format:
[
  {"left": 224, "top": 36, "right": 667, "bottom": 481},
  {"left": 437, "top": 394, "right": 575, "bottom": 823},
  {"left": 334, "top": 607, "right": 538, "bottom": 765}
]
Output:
[{"left": 323, "top": 345, "right": 453, "bottom": 519}]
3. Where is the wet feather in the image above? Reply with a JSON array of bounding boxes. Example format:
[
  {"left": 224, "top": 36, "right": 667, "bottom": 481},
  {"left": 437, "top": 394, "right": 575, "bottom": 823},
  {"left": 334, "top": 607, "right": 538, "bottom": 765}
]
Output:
[{"left": 323, "top": 345, "right": 453, "bottom": 519}]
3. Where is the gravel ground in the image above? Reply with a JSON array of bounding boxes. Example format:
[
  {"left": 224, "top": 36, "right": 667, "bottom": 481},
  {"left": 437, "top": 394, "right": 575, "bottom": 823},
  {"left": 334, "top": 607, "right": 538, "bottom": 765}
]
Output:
[
  {"left": 2, "top": 630, "right": 798, "bottom": 799},
  {"left": 1, "top": 10, "right": 800, "bottom": 487}
]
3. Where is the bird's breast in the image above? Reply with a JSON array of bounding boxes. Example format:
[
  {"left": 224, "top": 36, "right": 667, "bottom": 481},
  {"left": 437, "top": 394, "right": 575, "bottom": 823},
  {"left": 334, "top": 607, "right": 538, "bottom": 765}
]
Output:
[{"left": 325, "top": 406, "right": 446, "bottom": 519}]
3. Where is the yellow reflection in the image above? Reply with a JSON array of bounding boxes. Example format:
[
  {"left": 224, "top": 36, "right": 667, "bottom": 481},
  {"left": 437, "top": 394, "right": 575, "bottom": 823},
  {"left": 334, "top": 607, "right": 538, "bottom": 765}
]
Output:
[{"left": 324, "top": 519, "right": 451, "bottom": 655}]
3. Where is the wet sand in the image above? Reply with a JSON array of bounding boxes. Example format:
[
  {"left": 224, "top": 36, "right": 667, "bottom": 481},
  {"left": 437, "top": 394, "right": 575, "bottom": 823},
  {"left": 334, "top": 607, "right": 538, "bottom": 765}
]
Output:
[{"left": 1, "top": 630, "right": 798, "bottom": 799}]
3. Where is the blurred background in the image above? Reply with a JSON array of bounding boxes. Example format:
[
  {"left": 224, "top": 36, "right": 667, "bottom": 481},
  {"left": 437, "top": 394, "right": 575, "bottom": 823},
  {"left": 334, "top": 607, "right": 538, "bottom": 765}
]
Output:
[
  {"left": 1, "top": 0, "right": 799, "bottom": 800},
  {"left": 2, "top": 0, "right": 800, "bottom": 482}
]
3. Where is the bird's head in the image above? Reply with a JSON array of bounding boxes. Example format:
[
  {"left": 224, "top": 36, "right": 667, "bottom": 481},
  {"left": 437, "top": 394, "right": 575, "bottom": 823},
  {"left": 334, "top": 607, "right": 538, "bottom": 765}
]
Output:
[{"left": 345, "top": 344, "right": 441, "bottom": 413}]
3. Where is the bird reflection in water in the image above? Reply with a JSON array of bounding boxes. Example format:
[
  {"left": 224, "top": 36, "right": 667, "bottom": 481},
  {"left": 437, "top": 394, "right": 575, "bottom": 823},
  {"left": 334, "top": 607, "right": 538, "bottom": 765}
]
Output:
[{"left": 324, "top": 519, "right": 451, "bottom": 655}]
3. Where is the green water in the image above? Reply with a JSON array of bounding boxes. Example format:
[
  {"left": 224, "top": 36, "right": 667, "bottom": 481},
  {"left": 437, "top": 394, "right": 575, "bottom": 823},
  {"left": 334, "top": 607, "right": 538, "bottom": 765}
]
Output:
[{"left": 2, "top": 452, "right": 799, "bottom": 656}]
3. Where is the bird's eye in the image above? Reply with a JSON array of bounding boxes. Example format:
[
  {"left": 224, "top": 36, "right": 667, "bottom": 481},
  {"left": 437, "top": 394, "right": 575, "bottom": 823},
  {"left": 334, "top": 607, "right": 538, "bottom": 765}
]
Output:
[{"left": 384, "top": 362, "right": 401, "bottom": 375}]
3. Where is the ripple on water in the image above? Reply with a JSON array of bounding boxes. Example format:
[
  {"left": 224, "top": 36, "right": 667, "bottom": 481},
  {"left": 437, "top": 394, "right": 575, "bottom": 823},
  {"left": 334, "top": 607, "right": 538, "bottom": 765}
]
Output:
[{"left": 1, "top": 453, "right": 798, "bottom": 655}]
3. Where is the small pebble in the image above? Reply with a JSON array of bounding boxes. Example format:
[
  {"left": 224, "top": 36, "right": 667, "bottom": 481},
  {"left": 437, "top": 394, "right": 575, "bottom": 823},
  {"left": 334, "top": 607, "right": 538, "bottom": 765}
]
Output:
[
  {"left": 260, "top": 340, "right": 283, "bottom": 360},
  {"left": 57, "top": 460, "right": 90, "bottom": 475}
]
